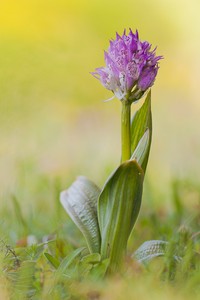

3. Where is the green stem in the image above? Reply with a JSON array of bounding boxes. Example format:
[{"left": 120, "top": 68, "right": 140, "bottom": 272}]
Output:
[{"left": 121, "top": 100, "right": 131, "bottom": 162}]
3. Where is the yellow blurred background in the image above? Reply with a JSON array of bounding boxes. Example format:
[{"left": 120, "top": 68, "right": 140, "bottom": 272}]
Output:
[{"left": 0, "top": 0, "right": 200, "bottom": 204}]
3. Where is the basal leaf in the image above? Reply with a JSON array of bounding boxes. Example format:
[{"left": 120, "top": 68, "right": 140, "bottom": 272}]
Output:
[
  {"left": 98, "top": 160, "right": 144, "bottom": 272},
  {"left": 131, "top": 90, "right": 152, "bottom": 173},
  {"left": 133, "top": 240, "right": 182, "bottom": 264},
  {"left": 133, "top": 240, "right": 168, "bottom": 263},
  {"left": 60, "top": 176, "right": 101, "bottom": 254}
]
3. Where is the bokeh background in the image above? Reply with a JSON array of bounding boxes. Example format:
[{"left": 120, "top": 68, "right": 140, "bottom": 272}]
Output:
[{"left": 0, "top": 0, "right": 200, "bottom": 209}]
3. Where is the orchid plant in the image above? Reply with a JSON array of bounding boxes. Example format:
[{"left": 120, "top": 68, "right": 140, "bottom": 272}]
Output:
[{"left": 60, "top": 29, "right": 162, "bottom": 274}]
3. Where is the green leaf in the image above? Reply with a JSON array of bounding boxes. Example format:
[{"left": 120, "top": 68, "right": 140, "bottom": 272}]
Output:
[
  {"left": 131, "top": 90, "right": 152, "bottom": 173},
  {"left": 44, "top": 252, "right": 60, "bottom": 269},
  {"left": 89, "top": 258, "right": 110, "bottom": 279},
  {"left": 133, "top": 240, "right": 182, "bottom": 264},
  {"left": 131, "top": 129, "right": 150, "bottom": 167},
  {"left": 54, "top": 247, "right": 85, "bottom": 281},
  {"left": 98, "top": 160, "right": 144, "bottom": 273},
  {"left": 78, "top": 253, "right": 101, "bottom": 277},
  {"left": 60, "top": 176, "right": 101, "bottom": 254},
  {"left": 80, "top": 253, "right": 101, "bottom": 265},
  {"left": 11, "top": 261, "right": 36, "bottom": 296},
  {"left": 48, "top": 248, "right": 86, "bottom": 292},
  {"left": 57, "top": 247, "right": 85, "bottom": 272},
  {"left": 133, "top": 240, "right": 168, "bottom": 263},
  {"left": 12, "top": 195, "right": 28, "bottom": 235}
]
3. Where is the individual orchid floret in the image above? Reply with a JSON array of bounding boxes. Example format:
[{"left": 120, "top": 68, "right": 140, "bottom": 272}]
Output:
[{"left": 92, "top": 29, "right": 162, "bottom": 102}]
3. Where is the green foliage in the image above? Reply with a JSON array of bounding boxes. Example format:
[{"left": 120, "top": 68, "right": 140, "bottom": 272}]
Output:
[
  {"left": 11, "top": 196, "right": 29, "bottom": 236},
  {"left": 59, "top": 91, "right": 153, "bottom": 274},
  {"left": 44, "top": 252, "right": 60, "bottom": 269},
  {"left": 60, "top": 176, "right": 101, "bottom": 254},
  {"left": 0, "top": 175, "right": 200, "bottom": 299},
  {"left": 131, "top": 91, "right": 152, "bottom": 173},
  {"left": 98, "top": 160, "right": 144, "bottom": 272},
  {"left": 133, "top": 240, "right": 169, "bottom": 263},
  {"left": 131, "top": 129, "right": 150, "bottom": 168}
]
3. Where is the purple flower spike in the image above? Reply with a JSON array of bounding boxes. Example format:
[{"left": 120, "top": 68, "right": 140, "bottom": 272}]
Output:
[{"left": 92, "top": 29, "right": 162, "bottom": 102}]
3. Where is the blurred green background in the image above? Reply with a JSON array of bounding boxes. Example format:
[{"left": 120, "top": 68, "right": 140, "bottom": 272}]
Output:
[{"left": 0, "top": 0, "right": 200, "bottom": 207}]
